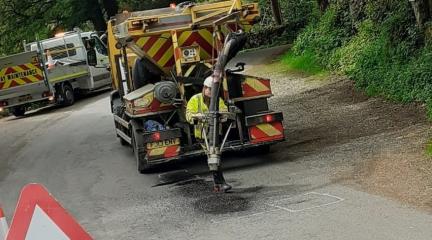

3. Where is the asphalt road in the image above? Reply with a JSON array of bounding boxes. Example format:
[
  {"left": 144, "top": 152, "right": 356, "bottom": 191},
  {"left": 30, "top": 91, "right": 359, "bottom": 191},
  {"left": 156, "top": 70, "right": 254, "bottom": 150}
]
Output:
[{"left": 1, "top": 46, "right": 432, "bottom": 239}]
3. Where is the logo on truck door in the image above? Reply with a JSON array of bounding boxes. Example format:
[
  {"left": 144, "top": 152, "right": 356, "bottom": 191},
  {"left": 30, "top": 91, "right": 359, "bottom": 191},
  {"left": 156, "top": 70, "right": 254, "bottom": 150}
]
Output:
[{"left": 0, "top": 64, "right": 44, "bottom": 90}]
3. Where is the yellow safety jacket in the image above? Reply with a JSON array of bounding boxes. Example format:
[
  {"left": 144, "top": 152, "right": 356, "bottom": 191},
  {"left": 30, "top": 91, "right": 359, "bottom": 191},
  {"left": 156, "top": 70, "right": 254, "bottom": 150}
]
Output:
[{"left": 186, "top": 93, "right": 228, "bottom": 139}]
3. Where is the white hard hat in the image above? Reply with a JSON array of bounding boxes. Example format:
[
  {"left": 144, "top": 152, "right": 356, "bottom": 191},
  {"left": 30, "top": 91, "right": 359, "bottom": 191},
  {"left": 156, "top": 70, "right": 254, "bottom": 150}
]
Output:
[{"left": 204, "top": 76, "right": 213, "bottom": 88}]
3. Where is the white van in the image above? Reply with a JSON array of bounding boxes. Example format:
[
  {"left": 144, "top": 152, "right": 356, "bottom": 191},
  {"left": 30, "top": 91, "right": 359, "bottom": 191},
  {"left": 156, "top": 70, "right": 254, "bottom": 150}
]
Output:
[
  {"left": 27, "top": 31, "right": 111, "bottom": 93},
  {"left": 0, "top": 30, "right": 112, "bottom": 117}
]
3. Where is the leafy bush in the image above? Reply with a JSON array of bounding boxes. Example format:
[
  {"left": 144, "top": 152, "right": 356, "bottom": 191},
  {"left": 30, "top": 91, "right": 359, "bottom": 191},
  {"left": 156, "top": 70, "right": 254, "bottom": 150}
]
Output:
[
  {"left": 281, "top": 50, "right": 324, "bottom": 75},
  {"left": 288, "top": 0, "right": 432, "bottom": 118},
  {"left": 245, "top": 0, "right": 317, "bottom": 48}
]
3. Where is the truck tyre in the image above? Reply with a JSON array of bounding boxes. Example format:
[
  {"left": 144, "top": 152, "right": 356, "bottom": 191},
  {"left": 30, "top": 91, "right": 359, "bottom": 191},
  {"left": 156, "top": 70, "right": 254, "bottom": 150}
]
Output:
[
  {"left": 131, "top": 120, "right": 151, "bottom": 173},
  {"left": 61, "top": 84, "right": 75, "bottom": 106},
  {"left": 11, "top": 106, "right": 26, "bottom": 117}
]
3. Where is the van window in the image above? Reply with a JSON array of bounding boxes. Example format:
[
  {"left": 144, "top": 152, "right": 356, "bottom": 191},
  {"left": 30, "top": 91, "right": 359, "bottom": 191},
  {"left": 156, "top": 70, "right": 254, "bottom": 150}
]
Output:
[
  {"left": 91, "top": 36, "right": 108, "bottom": 56},
  {"left": 48, "top": 43, "right": 77, "bottom": 59}
]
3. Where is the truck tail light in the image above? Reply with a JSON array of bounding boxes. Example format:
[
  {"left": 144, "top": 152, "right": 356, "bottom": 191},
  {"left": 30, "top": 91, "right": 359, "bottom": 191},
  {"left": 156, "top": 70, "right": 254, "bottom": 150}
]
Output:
[
  {"left": 245, "top": 112, "right": 283, "bottom": 127},
  {"left": 264, "top": 114, "right": 273, "bottom": 123},
  {"left": 152, "top": 132, "right": 161, "bottom": 141}
]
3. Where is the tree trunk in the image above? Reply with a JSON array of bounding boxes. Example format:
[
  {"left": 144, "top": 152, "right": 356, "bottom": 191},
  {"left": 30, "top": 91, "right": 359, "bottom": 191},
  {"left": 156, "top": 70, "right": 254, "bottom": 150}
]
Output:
[
  {"left": 318, "top": 0, "right": 329, "bottom": 13},
  {"left": 102, "top": 0, "right": 119, "bottom": 18},
  {"left": 270, "top": 0, "right": 282, "bottom": 25},
  {"left": 410, "top": 0, "right": 431, "bottom": 27},
  {"left": 91, "top": 2, "right": 107, "bottom": 32}
]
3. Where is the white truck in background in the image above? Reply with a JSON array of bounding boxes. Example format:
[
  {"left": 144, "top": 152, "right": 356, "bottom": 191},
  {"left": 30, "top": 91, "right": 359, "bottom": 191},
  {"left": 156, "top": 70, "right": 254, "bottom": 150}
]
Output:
[{"left": 0, "top": 30, "right": 111, "bottom": 117}]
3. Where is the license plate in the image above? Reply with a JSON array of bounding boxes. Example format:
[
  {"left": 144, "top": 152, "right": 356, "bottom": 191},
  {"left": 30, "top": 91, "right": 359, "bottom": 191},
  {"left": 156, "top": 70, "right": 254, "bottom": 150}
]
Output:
[
  {"left": 18, "top": 95, "right": 32, "bottom": 102},
  {"left": 147, "top": 138, "right": 180, "bottom": 149}
]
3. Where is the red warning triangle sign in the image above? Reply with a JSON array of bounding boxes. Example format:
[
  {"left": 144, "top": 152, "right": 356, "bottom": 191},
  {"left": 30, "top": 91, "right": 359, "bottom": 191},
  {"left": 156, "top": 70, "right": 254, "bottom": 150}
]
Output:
[{"left": 6, "top": 184, "right": 93, "bottom": 240}]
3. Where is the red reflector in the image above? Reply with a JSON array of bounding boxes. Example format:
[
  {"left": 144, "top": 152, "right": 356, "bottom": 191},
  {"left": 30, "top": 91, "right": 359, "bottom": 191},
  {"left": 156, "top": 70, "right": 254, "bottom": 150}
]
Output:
[
  {"left": 0, "top": 101, "right": 8, "bottom": 107},
  {"left": 152, "top": 132, "right": 161, "bottom": 141},
  {"left": 264, "top": 114, "right": 273, "bottom": 123}
]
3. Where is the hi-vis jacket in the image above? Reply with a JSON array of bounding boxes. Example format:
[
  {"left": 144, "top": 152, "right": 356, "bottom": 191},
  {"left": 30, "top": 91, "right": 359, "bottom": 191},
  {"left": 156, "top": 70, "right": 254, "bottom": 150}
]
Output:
[{"left": 186, "top": 93, "right": 227, "bottom": 139}]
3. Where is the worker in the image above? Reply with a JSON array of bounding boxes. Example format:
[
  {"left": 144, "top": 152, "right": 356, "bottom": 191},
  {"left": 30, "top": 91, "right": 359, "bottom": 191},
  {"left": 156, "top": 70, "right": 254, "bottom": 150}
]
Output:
[
  {"left": 45, "top": 50, "right": 55, "bottom": 70},
  {"left": 186, "top": 75, "right": 231, "bottom": 192}
]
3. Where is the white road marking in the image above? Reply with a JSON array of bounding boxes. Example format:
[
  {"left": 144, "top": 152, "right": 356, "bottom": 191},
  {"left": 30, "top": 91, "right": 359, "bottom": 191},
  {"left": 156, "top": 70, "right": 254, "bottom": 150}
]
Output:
[
  {"left": 211, "top": 192, "right": 345, "bottom": 224},
  {"left": 265, "top": 192, "right": 345, "bottom": 213}
]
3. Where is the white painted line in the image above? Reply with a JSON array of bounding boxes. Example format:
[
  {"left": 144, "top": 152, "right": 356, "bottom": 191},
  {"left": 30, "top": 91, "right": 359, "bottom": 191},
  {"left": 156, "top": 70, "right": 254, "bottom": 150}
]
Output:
[
  {"left": 210, "top": 209, "right": 280, "bottom": 224},
  {"left": 211, "top": 192, "right": 345, "bottom": 224},
  {"left": 265, "top": 192, "right": 345, "bottom": 213}
]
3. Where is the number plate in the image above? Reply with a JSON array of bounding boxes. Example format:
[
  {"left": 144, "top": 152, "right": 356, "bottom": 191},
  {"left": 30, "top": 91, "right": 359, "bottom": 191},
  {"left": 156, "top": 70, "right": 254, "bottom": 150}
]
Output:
[
  {"left": 18, "top": 95, "right": 32, "bottom": 102},
  {"left": 146, "top": 138, "right": 180, "bottom": 149}
]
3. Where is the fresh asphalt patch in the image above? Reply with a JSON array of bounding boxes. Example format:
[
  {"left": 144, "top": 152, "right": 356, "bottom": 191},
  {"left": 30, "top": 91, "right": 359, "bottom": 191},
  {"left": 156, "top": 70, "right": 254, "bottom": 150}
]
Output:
[{"left": 159, "top": 175, "right": 345, "bottom": 224}]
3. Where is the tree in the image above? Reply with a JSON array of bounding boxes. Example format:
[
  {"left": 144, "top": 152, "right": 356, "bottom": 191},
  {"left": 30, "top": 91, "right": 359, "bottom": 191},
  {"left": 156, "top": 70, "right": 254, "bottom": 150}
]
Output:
[
  {"left": 270, "top": 0, "right": 283, "bottom": 25},
  {"left": 0, "top": 0, "right": 117, "bottom": 54},
  {"left": 317, "top": 0, "right": 329, "bottom": 12},
  {"left": 103, "top": 0, "right": 119, "bottom": 18},
  {"left": 410, "top": 0, "right": 432, "bottom": 27}
]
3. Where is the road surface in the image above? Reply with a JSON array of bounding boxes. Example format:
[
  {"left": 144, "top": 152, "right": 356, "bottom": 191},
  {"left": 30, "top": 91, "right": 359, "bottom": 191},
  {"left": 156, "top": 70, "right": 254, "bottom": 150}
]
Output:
[{"left": 1, "top": 46, "right": 432, "bottom": 239}]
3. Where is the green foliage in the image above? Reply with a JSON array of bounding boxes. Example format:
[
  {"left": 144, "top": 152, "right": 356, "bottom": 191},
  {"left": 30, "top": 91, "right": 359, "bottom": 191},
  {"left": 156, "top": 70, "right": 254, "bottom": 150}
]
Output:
[
  {"left": 290, "top": 0, "right": 432, "bottom": 118},
  {"left": 426, "top": 138, "right": 432, "bottom": 157},
  {"left": 292, "top": 2, "right": 353, "bottom": 64},
  {"left": 281, "top": 50, "right": 324, "bottom": 75},
  {"left": 246, "top": 0, "right": 316, "bottom": 48},
  {"left": 119, "top": 0, "right": 179, "bottom": 11}
]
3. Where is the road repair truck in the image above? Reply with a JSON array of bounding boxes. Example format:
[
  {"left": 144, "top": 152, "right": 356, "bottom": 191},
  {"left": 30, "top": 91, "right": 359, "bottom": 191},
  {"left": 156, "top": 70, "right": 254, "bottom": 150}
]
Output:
[
  {"left": 0, "top": 30, "right": 111, "bottom": 116},
  {"left": 103, "top": 0, "right": 285, "bottom": 190}
]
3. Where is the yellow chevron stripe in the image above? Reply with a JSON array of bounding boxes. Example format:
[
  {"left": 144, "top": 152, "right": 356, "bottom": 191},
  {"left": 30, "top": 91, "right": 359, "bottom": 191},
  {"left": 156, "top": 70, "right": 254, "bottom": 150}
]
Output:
[
  {"left": 184, "top": 65, "right": 196, "bottom": 77},
  {"left": 256, "top": 123, "right": 281, "bottom": 137},
  {"left": 199, "top": 47, "right": 210, "bottom": 59},
  {"left": 13, "top": 78, "right": 26, "bottom": 85},
  {"left": 158, "top": 47, "right": 174, "bottom": 67},
  {"left": 3, "top": 80, "right": 12, "bottom": 88},
  {"left": 199, "top": 29, "right": 213, "bottom": 47},
  {"left": 26, "top": 75, "right": 40, "bottom": 82},
  {"left": 149, "top": 147, "right": 167, "bottom": 156},
  {"left": 11, "top": 66, "right": 24, "bottom": 74},
  {"left": 147, "top": 38, "right": 167, "bottom": 57},
  {"left": 136, "top": 37, "right": 149, "bottom": 48},
  {"left": 178, "top": 31, "right": 192, "bottom": 46},
  {"left": 245, "top": 78, "right": 270, "bottom": 92}
]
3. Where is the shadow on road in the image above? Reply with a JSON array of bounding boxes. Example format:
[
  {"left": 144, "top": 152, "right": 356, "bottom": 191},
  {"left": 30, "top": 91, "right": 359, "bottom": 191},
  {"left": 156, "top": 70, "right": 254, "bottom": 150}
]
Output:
[{"left": 5, "top": 88, "right": 111, "bottom": 121}]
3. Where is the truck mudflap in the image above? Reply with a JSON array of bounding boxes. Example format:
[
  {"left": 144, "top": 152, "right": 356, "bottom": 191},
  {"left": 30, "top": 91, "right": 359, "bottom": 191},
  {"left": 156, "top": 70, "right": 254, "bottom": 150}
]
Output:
[
  {"left": 245, "top": 112, "right": 285, "bottom": 144},
  {"left": 143, "top": 128, "right": 182, "bottom": 161}
]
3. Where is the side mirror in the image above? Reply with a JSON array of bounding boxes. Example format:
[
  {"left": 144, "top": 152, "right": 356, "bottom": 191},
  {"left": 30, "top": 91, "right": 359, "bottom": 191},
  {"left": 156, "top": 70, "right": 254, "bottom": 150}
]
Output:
[
  {"left": 87, "top": 49, "right": 97, "bottom": 66},
  {"left": 226, "top": 62, "right": 246, "bottom": 73},
  {"left": 235, "top": 62, "right": 245, "bottom": 71}
]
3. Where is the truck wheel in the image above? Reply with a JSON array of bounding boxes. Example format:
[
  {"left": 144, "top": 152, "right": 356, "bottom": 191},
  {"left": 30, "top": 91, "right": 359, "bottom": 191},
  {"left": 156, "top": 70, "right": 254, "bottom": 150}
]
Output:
[
  {"left": 131, "top": 120, "right": 151, "bottom": 173},
  {"left": 61, "top": 84, "right": 75, "bottom": 106},
  {"left": 11, "top": 106, "right": 26, "bottom": 117}
]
